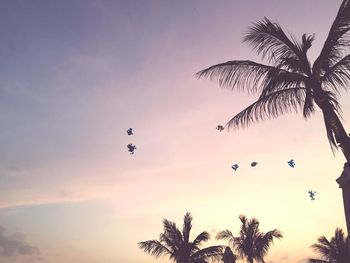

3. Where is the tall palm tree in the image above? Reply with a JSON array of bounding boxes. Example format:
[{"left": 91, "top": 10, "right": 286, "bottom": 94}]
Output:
[
  {"left": 309, "top": 228, "right": 349, "bottom": 263},
  {"left": 196, "top": 0, "right": 350, "bottom": 245},
  {"left": 216, "top": 215, "right": 283, "bottom": 263},
  {"left": 138, "top": 212, "right": 223, "bottom": 263},
  {"left": 196, "top": 0, "right": 350, "bottom": 160}
]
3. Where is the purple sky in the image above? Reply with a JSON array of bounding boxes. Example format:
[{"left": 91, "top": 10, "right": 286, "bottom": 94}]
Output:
[{"left": 0, "top": 1, "right": 349, "bottom": 263}]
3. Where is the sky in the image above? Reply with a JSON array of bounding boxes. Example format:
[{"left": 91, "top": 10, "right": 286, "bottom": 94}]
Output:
[{"left": 0, "top": 0, "right": 349, "bottom": 262}]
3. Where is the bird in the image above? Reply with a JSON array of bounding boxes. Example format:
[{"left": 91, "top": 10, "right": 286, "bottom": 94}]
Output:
[
  {"left": 288, "top": 159, "right": 296, "bottom": 168},
  {"left": 127, "top": 128, "right": 133, "bottom": 136},
  {"left": 231, "top": 164, "right": 239, "bottom": 171},
  {"left": 251, "top": 162, "right": 258, "bottom": 167},
  {"left": 216, "top": 125, "right": 224, "bottom": 132},
  {"left": 308, "top": 190, "right": 316, "bottom": 200},
  {"left": 127, "top": 144, "right": 136, "bottom": 155}
]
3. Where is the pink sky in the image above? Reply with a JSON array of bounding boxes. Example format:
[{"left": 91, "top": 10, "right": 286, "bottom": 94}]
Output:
[{"left": 0, "top": 1, "right": 349, "bottom": 262}]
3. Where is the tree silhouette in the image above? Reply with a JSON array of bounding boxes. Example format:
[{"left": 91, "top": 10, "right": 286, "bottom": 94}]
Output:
[
  {"left": 216, "top": 215, "right": 282, "bottom": 263},
  {"left": 196, "top": 0, "right": 350, "bottom": 161},
  {"left": 309, "top": 228, "right": 349, "bottom": 263},
  {"left": 222, "top": 247, "right": 237, "bottom": 263},
  {"left": 138, "top": 212, "right": 223, "bottom": 263}
]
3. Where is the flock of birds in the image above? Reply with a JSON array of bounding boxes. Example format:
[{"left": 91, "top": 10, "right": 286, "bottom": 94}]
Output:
[
  {"left": 231, "top": 159, "right": 316, "bottom": 200},
  {"left": 126, "top": 126, "right": 317, "bottom": 201},
  {"left": 231, "top": 159, "right": 295, "bottom": 171},
  {"left": 126, "top": 128, "right": 136, "bottom": 155}
]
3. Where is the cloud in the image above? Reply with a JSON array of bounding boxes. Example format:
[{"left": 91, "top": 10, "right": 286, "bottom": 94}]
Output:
[{"left": 0, "top": 226, "right": 39, "bottom": 257}]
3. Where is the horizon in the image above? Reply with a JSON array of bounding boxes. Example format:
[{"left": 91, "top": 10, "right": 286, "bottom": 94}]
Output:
[{"left": 0, "top": 1, "right": 349, "bottom": 263}]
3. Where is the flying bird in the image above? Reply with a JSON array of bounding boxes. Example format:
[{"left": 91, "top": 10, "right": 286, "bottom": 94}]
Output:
[
  {"left": 127, "top": 128, "right": 133, "bottom": 135},
  {"left": 127, "top": 144, "right": 136, "bottom": 155},
  {"left": 251, "top": 162, "right": 258, "bottom": 167},
  {"left": 216, "top": 125, "right": 224, "bottom": 132},
  {"left": 231, "top": 164, "right": 239, "bottom": 171},
  {"left": 288, "top": 159, "right": 296, "bottom": 168},
  {"left": 308, "top": 190, "right": 316, "bottom": 200}
]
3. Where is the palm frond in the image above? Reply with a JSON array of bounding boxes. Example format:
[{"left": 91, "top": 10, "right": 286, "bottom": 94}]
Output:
[
  {"left": 322, "top": 53, "right": 350, "bottom": 92},
  {"left": 259, "top": 69, "right": 306, "bottom": 97},
  {"left": 313, "top": 0, "right": 350, "bottom": 74},
  {"left": 331, "top": 228, "right": 349, "bottom": 262},
  {"left": 138, "top": 240, "right": 172, "bottom": 258},
  {"left": 238, "top": 215, "right": 248, "bottom": 225},
  {"left": 311, "top": 236, "right": 333, "bottom": 261},
  {"left": 190, "top": 245, "right": 224, "bottom": 263},
  {"left": 244, "top": 17, "right": 312, "bottom": 74},
  {"left": 196, "top": 60, "right": 304, "bottom": 95},
  {"left": 255, "top": 229, "right": 283, "bottom": 262},
  {"left": 192, "top": 232, "right": 210, "bottom": 248},
  {"left": 159, "top": 233, "right": 180, "bottom": 252},
  {"left": 183, "top": 212, "right": 193, "bottom": 244},
  {"left": 318, "top": 90, "right": 343, "bottom": 152},
  {"left": 162, "top": 219, "right": 183, "bottom": 247},
  {"left": 225, "top": 87, "right": 306, "bottom": 130},
  {"left": 263, "top": 229, "right": 283, "bottom": 241},
  {"left": 310, "top": 228, "right": 349, "bottom": 263},
  {"left": 216, "top": 230, "right": 235, "bottom": 245},
  {"left": 238, "top": 215, "right": 254, "bottom": 239},
  {"left": 301, "top": 33, "right": 316, "bottom": 53},
  {"left": 333, "top": 228, "right": 346, "bottom": 245},
  {"left": 303, "top": 87, "right": 315, "bottom": 118}
]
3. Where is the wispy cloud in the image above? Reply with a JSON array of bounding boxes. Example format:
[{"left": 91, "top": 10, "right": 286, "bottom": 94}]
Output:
[
  {"left": 0, "top": 226, "right": 39, "bottom": 258},
  {"left": 0, "top": 187, "right": 109, "bottom": 210}
]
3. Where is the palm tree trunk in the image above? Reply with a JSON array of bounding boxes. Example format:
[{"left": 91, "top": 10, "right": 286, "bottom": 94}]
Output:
[
  {"left": 315, "top": 95, "right": 350, "bottom": 256},
  {"left": 337, "top": 162, "right": 350, "bottom": 259},
  {"left": 315, "top": 95, "right": 350, "bottom": 161},
  {"left": 327, "top": 113, "right": 350, "bottom": 162}
]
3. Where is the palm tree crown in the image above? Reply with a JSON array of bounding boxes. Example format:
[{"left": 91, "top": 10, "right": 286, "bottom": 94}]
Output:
[
  {"left": 196, "top": 0, "right": 350, "bottom": 160},
  {"left": 138, "top": 212, "right": 223, "bottom": 263},
  {"left": 309, "top": 228, "right": 349, "bottom": 263},
  {"left": 216, "top": 215, "right": 283, "bottom": 263}
]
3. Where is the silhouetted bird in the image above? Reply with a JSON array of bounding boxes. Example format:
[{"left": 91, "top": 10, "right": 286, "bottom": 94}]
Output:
[
  {"left": 231, "top": 164, "right": 239, "bottom": 171},
  {"left": 288, "top": 159, "right": 295, "bottom": 168},
  {"left": 127, "top": 128, "right": 133, "bottom": 135},
  {"left": 251, "top": 162, "right": 258, "bottom": 167},
  {"left": 127, "top": 144, "right": 136, "bottom": 154},
  {"left": 308, "top": 190, "right": 316, "bottom": 200},
  {"left": 216, "top": 125, "right": 224, "bottom": 132}
]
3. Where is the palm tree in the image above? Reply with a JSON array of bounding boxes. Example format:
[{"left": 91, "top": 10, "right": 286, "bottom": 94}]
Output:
[
  {"left": 216, "top": 215, "right": 283, "bottom": 263},
  {"left": 138, "top": 212, "right": 223, "bottom": 263},
  {"left": 197, "top": 0, "right": 350, "bottom": 160},
  {"left": 196, "top": 0, "right": 350, "bottom": 242},
  {"left": 309, "top": 228, "right": 349, "bottom": 263}
]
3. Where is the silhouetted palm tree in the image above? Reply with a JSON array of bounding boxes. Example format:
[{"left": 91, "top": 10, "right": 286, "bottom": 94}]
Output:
[
  {"left": 217, "top": 215, "right": 283, "bottom": 263},
  {"left": 196, "top": 0, "right": 350, "bottom": 161},
  {"left": 138, "top": 212, "right": 223, "bottom": 263},
  {"left": 309, "top": 228, "right": 349, "bottom": 263}
]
